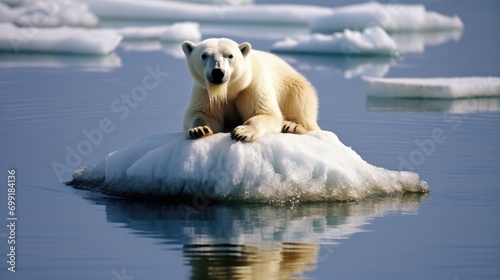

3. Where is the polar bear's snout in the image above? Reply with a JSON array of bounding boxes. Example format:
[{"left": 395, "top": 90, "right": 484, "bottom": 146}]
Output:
[
  {"left": 206, "top": 56, "right": 229, "bottom": 85},
  {"left": 209, "top": 68, "right": 226, "bottom": 85}
]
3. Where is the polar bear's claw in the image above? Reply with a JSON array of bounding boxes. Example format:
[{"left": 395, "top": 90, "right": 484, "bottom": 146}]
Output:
[
  {"left": 282, "top": 121, "right": 307, "bottom": 134},
  {"left": 231, "top": 125, "right": 257, "bottom": 142},
  {"left": 187, "top": 126, "right": 213, "bottom": 139}
]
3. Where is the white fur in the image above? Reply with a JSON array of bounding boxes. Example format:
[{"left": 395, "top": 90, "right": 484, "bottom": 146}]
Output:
[{"left": 182, "top": 38, "right": 320, "bottom": 142}]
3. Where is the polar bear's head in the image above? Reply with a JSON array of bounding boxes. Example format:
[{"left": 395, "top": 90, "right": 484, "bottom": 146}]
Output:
[{"left": 182, "top": 38, "right": 252, "bottom": 102}]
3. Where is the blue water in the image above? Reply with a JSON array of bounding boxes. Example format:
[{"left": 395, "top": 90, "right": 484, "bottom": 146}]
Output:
[{"left": 1, "top": 0, "right": 499, "bottom": 279}]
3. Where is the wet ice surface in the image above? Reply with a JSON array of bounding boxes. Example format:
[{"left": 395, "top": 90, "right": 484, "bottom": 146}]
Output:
[
  {"left": 310, "top": 1, "right": 463, "bottom": 33},
  {"left": 70, "top": 131, "right": 427, "bottom": 202},
  {"left": 0, "top": 0, "right": 500, "bottom": 279},
  {"left": 365, "top": 77, "right": 500, "bottom": 99},
  {"left": 0, "top": 23, "right": 123, "bottom": 55},
  {"left": 271, "top": 27, "right": 399, "bottom": 56}
]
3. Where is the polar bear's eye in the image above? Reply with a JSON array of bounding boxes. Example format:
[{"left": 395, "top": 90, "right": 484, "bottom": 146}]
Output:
[
  {"left": 201, "top": 53, "right": 208, "bottom": 60},
  {"left": 228, "top": 54, "right": 234, "bottom": 59}
]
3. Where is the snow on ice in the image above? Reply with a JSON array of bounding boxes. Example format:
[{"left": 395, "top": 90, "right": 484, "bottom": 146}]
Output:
[
  {"left": 365, "top": 77, "right": 500, "bottom": 99},
  {"left": 80, "top": 0, "right": 332, "bottom": 25},
  {"left": 69, "top": 131, "right": 428, "bottom": 203},
  {"left": 0, "top": 0, "right": 98, "bottom": 27},
  {"left": 111, "top": 22, "right": 201, "bottom": 42},
  {"left": 0, "top": 0, "right": 466, "bottom": 57},
  {"left": 0, "top": 23, "right": 122, "bottom": 55},
  {"left": 311, "top": 2, "right": 463, "bottom": 33},
  {"left": 271, "top": 27, "right": 399, "bottom": 56}
]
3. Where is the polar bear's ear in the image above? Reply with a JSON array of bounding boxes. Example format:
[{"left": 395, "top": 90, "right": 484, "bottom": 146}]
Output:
[
  {"left": 182, "top": 41, "right": 197, "bottom": 57},
  {"left": 239, "top": 42, "right": 251, "bottom": 57}
]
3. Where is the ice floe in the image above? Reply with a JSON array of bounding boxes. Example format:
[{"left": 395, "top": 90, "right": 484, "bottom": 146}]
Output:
[
  {"left": 271, "top": 27, "right": 399, "bottom": 56},
  {"left": 111, "top": 22, "right": 201, "bottom": 42},
  {"left": 68, "top": 130, "right": 428, "bottom": 203},
  {"left": 367, "top": 96, "right": 500, "bottom": 114},
  {"left": 0, "top": 0, "right": 98, "bottom": 27},
  {"left": 80, "top": 0, "right": 332, "bottom": 25},
  {"left": 0, "top": 23, "right": 122, "bottom": 55},
  {"left": 364, "top": 77, "right": 500, "bottom": 99},
  {"left": 0, "top": 52, "right": 121, "bottom": 70},
  {"left": 282, "top": 55, "right": 397, "bottom": 79},
  {"left": 389, "top": 30, "right": 462, "bottom": 54},
  {"left": 161, "top": 0, "right": 254, "bottom": 5},
  {"left": 311, "top": 2, "right": 463, "bottom": 33}
]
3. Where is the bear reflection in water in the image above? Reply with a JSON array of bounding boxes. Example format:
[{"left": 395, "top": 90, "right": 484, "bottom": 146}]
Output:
[{"left": 185, "top": 243, "right": 317, "bottom": 279}]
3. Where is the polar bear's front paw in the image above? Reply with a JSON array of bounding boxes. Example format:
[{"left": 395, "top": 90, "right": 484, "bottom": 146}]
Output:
[
  {"left": 186, "top": 126, "right": 213, "bottom": 139},
  {"left": 282, "top": 121, "right": 307, "bottom": 134},
  {"left": 231, "top": 125, "right": 258, "bottom": 142}
]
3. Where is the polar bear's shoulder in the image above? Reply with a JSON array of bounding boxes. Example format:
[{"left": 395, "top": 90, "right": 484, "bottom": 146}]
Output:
[{"left": 248, "top": 50, "right": 298, "bottom": 76}]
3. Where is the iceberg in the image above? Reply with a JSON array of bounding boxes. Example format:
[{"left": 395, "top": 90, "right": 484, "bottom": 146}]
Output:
[
  {"left": 0, "top": 23, "right": 122, "bottom": 55},
  {"left": 68, "top": 131, "right": 428, "bottom": 203},
  {"left": 364, "top": 77, "right": 500, "bottom": 99},
  {"left": 271, "top": 27, "right": 399, "bottom": 56},
  {"left": 0, "top": 0, "right": 98, "bottom": 27},
  {"left": 111, "top": 22, "right": 201, "bottom": 42},
  {"left": 80, "top": 0, "right": 333, "bottom": 25},
  {"left": 311, "top": 2, "right": 464, "bottom": 33}
]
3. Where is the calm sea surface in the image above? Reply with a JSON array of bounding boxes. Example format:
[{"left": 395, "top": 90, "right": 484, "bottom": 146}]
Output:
[{"left": 0, "top": 0, "right": 499, "bottom": 279}]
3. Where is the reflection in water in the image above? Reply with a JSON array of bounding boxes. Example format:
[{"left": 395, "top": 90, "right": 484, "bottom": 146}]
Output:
[
  {"left": 185, "top": 243, "right": 317, "bottom": 279},
  {"left": 280, "top": 54, "right": 398, "bottom": 78},
  {"left": 390, "top": 30, "right": 463, "bottom": 54},
  {"left": 119, "top": 41, "right": 186, "bottom": 58},
  {"left": 0, "top": 53, "right": 122, "bottom": 71},
  {"left": 367, "top": 96, "right": 500, "bottom": 113},
  {"left": 277, "top": 29, "right": 462, "bottom": 78},
  {"left": 86, "top": 194, "right": 426, "bottom": 279}
]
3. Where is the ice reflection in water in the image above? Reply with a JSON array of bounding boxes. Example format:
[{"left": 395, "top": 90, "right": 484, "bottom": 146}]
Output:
[
  {"left": 87, "top": 193, "right": 427, "bottom": 279},
  {"left": 367, "top": 97, "right": 500, "bottom": 113}
]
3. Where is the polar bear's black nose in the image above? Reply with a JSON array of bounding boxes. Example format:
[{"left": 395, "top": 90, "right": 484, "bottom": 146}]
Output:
[{"left": 211, "top": 68, "right": 225, "bottom": 83}]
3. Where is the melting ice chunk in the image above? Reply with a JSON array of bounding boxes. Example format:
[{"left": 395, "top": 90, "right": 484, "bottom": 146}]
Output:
[
  {"left": 0, "top": 23, "right": 122, "bottom": 55},
  {"left": 69, "top": 131, "right": 428, "bottom": 203},
  {"left": 111, "top": 22, "right": 201, "bottom": 42},
  {"left": 364, "top": 77, "right": 500, "bottom": 99},
  {"left": 311, "top": 2, "right": 463, "bottom": 33},
  {"left": 271, "top": 27, "right": 399, "bottom": 56}
]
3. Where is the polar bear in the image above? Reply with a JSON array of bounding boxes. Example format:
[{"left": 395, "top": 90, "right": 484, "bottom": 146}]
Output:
[{"left": 182, "top": 38, "right": 320, "bottom": 142}]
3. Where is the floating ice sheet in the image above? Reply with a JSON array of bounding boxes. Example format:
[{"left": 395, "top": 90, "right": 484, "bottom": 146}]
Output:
[
  {"left": 111, "top": 22, "right": 201, "bottom": 42},
  {"left": 0, "top": 0, "right": 98, "bottom": 27},
  {"left": 367, "top": 96, "right": 500, "bottom": 113},
  {"left": 0, "top": 23, "right": 122, "bottom": 55},
  {"left": 80, "top": 0, "right": 332, "bottom": 25},
  {"left": 271, "top": 27, "right": 399, "bottom": 56},
  {"left": 69, "top": 131, "right": 428, "bottom": 203},
  {"left": 0, "top": 52, "right": 121, "bottom": 70},
  {"left": 364, "top": 77, "right": 500, "bottom": 99},
  {"left": 311, "top": 2, "right": 463, "bottom": 33}
]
